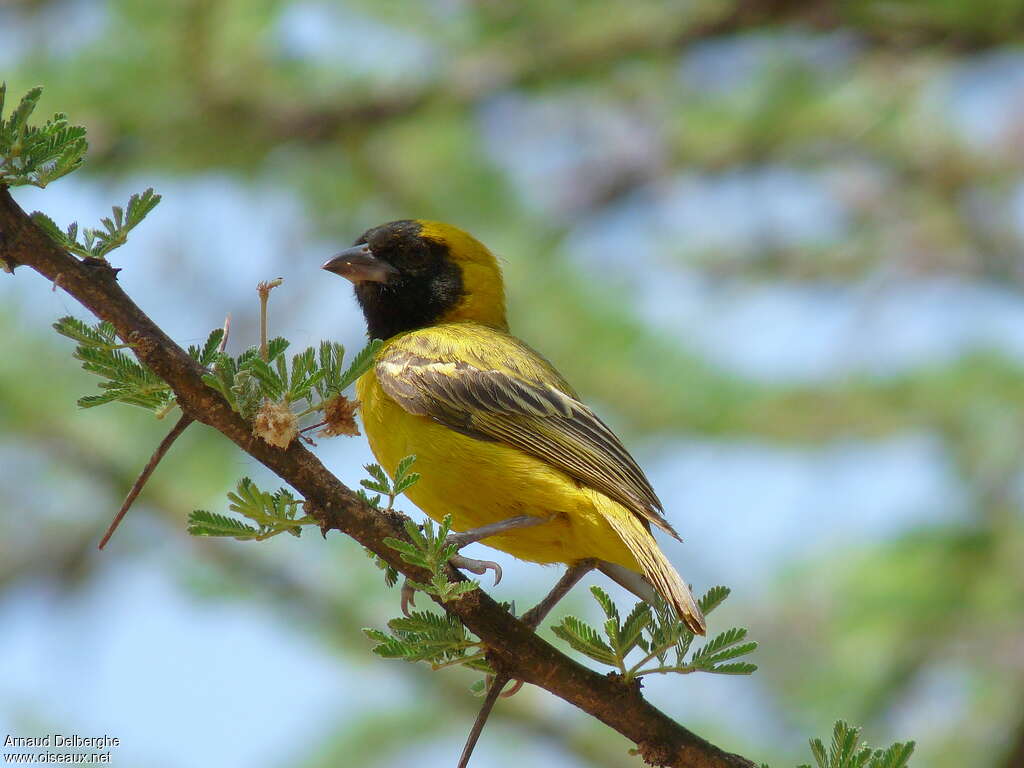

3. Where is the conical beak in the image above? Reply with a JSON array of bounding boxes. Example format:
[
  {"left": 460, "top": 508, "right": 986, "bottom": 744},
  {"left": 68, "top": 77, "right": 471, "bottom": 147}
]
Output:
[{"left": 321, "top": 244, "right": 399, "bottom": 283}]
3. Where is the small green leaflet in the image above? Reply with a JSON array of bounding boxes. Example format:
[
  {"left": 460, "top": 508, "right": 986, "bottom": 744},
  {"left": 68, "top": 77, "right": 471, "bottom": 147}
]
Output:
[
  {"left": 552, "top": 614, "right": 618, "bottom": 666},
  {"left": 360, "top": 455, "right": 420, "bottom": 512},
  {"left": 361, "top": 462, "right": 392, "bottom": 495},
  {"left": 186, "top": 510, "right": 258, "bottom": 539}
]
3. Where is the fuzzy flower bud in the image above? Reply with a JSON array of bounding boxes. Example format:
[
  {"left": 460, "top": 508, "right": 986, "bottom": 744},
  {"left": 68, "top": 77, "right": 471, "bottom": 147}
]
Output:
[
  {"left": 320, "top": 395, "right": 360, "bottom": 437},
  {"left": 253, "top": 399, "right": 298, "bottom": 449}
]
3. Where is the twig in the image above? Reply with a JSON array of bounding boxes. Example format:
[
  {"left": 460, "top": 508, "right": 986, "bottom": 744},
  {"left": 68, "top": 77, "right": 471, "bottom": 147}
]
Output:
[
  {"left": 97, "top": 412, "right": 194, "bottom": 549},
  {"left": 256, "top": 278, "right": 282, "bottom": 362},
  {"left": 458, "top": 673, "right": 511, "bottom": 768},
  {"left": 459, "top": 560, "right": 598, "bottom": 767},
  {"left": 219, "top": 313, "right": 231, "bottom": 352}
]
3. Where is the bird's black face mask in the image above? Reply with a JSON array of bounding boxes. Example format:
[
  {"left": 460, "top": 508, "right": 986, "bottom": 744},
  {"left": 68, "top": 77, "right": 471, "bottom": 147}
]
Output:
[{"left": 322, "top": 220, "right": 464, "bottom": 340}]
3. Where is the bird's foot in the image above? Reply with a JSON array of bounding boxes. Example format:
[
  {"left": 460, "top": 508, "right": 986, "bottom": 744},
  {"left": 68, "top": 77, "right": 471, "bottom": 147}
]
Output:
[
  {"left": 399, "top": 516, "right": 544, "bottom": 616},
  {"left": 449, "top": 553, "right": 503, "bottom": 586},
  {"left": 435, "top": 515, "right": 546, "bottom": 597},
  {"left": 444, "top": 514, "right": 546, "bottom": 549},
  {"left": 400, "top": 553, "right": 502, "bottom": 617}
]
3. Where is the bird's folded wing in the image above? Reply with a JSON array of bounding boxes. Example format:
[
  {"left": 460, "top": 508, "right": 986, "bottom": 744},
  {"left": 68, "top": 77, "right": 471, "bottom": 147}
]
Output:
[{"left": 375, "top": 329, "right": 680, "bottom": 540}]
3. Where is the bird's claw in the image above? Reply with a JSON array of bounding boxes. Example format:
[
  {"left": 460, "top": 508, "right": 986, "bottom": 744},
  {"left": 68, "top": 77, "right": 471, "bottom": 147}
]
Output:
[
  {"left": 398, "top": 546, "right": 501, "bottom": 617},
  {"left": 450, "top": 553, "right": 502, "bottom": 586},
  {"left": 500, "top": 679, "right": 524, "bottom": 698},
  {"left": 401, "top": 579, "right": 417, "bottom": 617}
]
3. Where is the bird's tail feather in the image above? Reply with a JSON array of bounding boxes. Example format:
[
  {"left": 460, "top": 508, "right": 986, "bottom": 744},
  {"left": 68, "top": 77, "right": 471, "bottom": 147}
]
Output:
[{"left": 598, "top": 505, "right": 706, "bottom": 635}]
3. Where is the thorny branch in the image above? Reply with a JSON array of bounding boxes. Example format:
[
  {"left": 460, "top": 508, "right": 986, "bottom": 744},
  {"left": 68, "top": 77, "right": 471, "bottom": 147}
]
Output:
[{"left": 0, "top": 185, "right": 757, "bottom": 768}]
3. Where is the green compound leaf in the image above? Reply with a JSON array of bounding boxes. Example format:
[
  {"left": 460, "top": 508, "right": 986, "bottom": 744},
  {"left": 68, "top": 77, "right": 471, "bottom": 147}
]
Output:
[
  {"left": 363, "top": 608, "right": 489, "bottom": 673},
  {"left": 798, "top": 721, "right": 915, "bottom": 768},
  {"left": 189, "top": 478, "right": 315, "bottom": 542},
  {"left": 31, "top": 189, "right": 161, "bottom": 259},
  {"left": 551, "top": 585, "right": 759, "bottom": 681},
  {"left": 54, "top": 316, "right": 174, "bottom": 413}
]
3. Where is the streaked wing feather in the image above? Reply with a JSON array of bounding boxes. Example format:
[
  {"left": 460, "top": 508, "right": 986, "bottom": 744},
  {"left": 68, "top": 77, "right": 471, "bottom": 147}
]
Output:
[{"left": 376, "top": 340, "right": 680, "bottom": 539}]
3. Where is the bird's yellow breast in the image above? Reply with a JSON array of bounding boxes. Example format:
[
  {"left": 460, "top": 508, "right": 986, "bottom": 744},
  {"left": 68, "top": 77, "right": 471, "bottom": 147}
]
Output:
[{"left": 356, "top": 361, "right": 640, "bottom": 570}]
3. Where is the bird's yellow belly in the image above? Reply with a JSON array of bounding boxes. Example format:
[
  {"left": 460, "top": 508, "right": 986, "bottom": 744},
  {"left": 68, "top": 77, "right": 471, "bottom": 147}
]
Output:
[{"left": 356, "top": 371, "right": 639, "bottom": 569}]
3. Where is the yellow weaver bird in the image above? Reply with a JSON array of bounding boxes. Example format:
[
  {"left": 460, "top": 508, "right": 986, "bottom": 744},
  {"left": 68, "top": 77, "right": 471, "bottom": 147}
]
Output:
[{"left": 323, "top": 220, "right": 705, "bottom": 635}]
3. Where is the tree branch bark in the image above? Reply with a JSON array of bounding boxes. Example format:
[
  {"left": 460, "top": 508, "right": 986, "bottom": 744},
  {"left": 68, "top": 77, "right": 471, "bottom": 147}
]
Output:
[{"left": 0, "top": 185, "right": 757, "bottom": 768}]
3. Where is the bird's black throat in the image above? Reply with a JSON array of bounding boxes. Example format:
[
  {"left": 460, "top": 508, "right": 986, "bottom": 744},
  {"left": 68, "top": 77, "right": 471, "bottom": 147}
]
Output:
[{"left": 352, "top": 221, "right": 465, "bottom": 340}]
